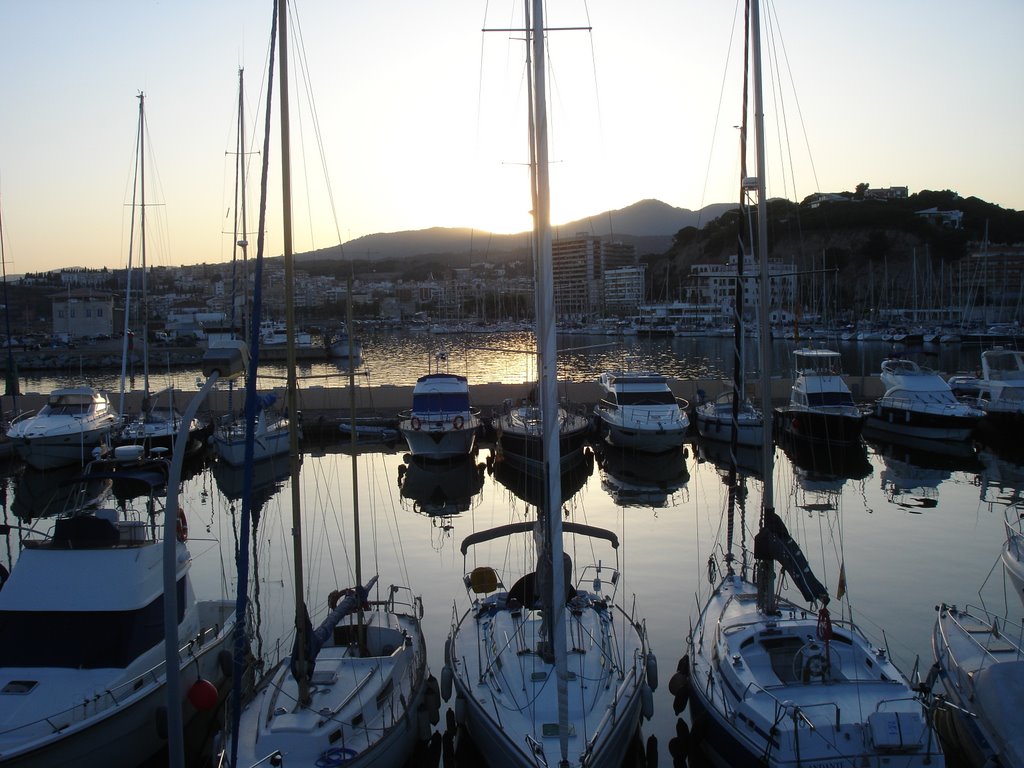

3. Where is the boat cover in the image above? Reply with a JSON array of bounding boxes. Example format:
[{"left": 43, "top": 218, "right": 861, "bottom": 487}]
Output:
[{"left": 753, "top": 509, "right": 828, "bottom": 603}]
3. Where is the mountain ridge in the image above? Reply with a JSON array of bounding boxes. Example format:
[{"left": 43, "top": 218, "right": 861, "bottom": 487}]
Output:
[{"left": 301, "top": 199, "right": 733, "bottom": 262}]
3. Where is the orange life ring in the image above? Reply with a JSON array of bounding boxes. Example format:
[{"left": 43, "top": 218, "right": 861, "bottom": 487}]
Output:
[
  {"left": 453, "top": 415, "right": 465, "bottom": 430},
  {"left": 411, "top": 417, "right": 422, "bottom": 431},
  {"left": 176, "top": 509, "right": 189, "bottom": 543}
]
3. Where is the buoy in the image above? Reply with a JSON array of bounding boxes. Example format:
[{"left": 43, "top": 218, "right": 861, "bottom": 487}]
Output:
[
  {"left": 425, "top": 675, "right": 441, "bottom": 725},
  {"left": 641, "top": 684, "right": 654, "bottom": 720},
  {"left": 440, "top": 665, "right": 453, "bottom": 701},
  {"left": 188, "top": 678, "right": 219, "bottom": 711},
  {"left": 176, "top": 509, "right": 189, "bottom": 543},
  {"left": 668, "top": 718, "right": 691, "bottom": 761},
  {"left": 417, "top": 702, "right": 432, "bottom": 741},
  {"left": 646, "top": 652, "right": 659, "bottom": 691}
]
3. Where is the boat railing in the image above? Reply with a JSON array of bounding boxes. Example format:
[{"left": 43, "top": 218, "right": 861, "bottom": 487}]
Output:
[
  {"left": 6, "top": 408, "right": 40, "bottom": 426},
  {"left": 942, "top": 603, "right": 1024, "bottom": 660},
  {"left": 878, "top": 394, "right": 979, "bottom": 415},
  {"left": 378, "top": 583, "right": 424, "bottom": 620}
]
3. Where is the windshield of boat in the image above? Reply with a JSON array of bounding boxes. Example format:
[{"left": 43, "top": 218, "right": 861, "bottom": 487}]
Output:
[
  {"left": 616, "top": 391, "right": 676, "bottom": 406},
  {"left": 412, "top": 392, "right": 469, "bottom": 412},
  {"left": 987, "top": 353, "right": 1024, "bottom": 380},
  {"left": 44, "top": 394, "right": 95, "bottom": 416},
  {"left": 806, "top": 392, "right": 856, "bottom": 407},
  {"left": 0, "top": 579, "right": 184, "bottom": 668}
]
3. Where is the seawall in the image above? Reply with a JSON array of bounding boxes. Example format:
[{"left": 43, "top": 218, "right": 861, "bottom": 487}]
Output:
[{"left": 5, "top": 376, "right": 886, "bottom": 419}]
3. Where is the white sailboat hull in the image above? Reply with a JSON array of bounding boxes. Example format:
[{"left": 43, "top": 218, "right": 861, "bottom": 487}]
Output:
[
  {"left": 211, "top": 414, "right": 292, "bottom": 467},
  {"left": 1002, "top": 520, "right": 1024, "bottom": 608},
  {"left": 694, "top": 408, "right": 765, "bottom": 447},
  {"left": 448, "top": 582, "right": 649, "bottom": 768},
  {"left": 234, "top": 604, "right": 431, "bottom": 768},
  {"left": 689, "top": 575, "right": 943, "bottom": 768},
  {"left": 932, "top": 603, "right": 1024, "bottom": 767}
]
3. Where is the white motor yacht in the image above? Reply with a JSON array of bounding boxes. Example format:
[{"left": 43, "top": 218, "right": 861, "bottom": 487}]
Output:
[{"left": 6, "top": 386, "right": 117, "bottom": 470}]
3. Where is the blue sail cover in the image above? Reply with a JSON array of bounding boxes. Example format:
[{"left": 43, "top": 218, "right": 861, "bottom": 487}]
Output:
[
  {"left": 754, "top": 509, "right": 828, "bottom": 604},
  {"left": 289, "top": 578, "right": 376, "bottom": 682}
]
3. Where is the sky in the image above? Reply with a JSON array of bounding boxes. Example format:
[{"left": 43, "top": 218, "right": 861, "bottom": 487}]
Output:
[{"left": 1, "top": 0, "right": 1021, "bottom": 274}]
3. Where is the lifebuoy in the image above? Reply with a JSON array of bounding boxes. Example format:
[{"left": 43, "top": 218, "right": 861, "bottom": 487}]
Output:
[
  {"left": 411, "top": 417, "right": 422, "bottom": 431},
  {"left": 176, "top": 509, "right": 189, "bottom": 542},
  {"left": 453, "top": 415, "right": 465, "bottom": 430}
]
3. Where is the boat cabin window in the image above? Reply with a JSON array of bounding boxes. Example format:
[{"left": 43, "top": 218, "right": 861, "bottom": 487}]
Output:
[
  {"left": 411, "top": 392, "right": 469, "bottom": 412},
  {"left": 616, "top": 390, "right": 676, "bottom": 406},
  {"left": 797, "top": 354, "right": 841, "bottom": 376},
  {"left": 45, "top": 394, "right": 96, "bottom": 416},
  {"left": 987, "top": 353, "right": 1024, "bottom": 379},
  {"left": 1002, "top": 386, "right": 1024, "bottom": 402},
  {"left": 806, "top": 392, "right": 855, "bottom": 407},
  {"left": 0, "top": 579, "right": 185, "bottom": 668}
]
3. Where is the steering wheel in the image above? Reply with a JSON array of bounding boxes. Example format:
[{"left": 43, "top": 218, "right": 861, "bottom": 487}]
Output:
[{"left": 792, "top": 641, "right": 840, "bottom": 683}]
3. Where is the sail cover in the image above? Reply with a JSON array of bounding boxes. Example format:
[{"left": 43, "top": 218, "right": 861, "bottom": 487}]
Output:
[{"left": 754, "top": 509, "right": 828, "bottom": 604}]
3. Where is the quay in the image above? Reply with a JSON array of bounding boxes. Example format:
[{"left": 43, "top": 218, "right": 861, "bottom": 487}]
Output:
[{"left": 5, "top": 376, "right": 888, "bottom": 443}]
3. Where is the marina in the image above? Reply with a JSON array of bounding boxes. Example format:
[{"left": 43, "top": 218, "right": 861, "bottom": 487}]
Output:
[{"left": 0, "top": 412, "right": 1020, "bottom": 765}]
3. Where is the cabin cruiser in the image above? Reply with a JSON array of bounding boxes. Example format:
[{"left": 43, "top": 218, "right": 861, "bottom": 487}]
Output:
[
  {"left": 593, "top": 371, "right": 689, "bottom": 453},
  {"left": 867, "top": 357, "right": 983, "bottom": 441},
  {"left": 5, "top": 386, "right": 118, "bottom": 469},
  {"left": 774, "top": 348, "right": 866, "bottom": 444},
  {"left": 398, "top": 372, "right": 480, "bottom": 459},
  {"left": 949, "top": 347, "right": 1024, "bottom": 427},
  {"left": 0, "top": 452, "right": 237, "bottom": 766}
]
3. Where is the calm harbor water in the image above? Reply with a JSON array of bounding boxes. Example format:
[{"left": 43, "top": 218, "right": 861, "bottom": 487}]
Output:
[
  {"left": 11, "top": 331, "right": 1001, "bottom": 395},
  {"left": 1, "top": 423, "right": 1021, "bottom": 766}
]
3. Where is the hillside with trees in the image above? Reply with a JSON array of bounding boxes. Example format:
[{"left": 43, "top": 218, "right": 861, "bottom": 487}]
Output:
[{"left": 652, "top": 189, "right": 1024, "bottom": 317}]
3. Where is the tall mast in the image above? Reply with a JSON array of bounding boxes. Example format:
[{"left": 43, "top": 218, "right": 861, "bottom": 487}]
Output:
[
  {"left": 239, "top": 69, "right": 251, "bottom": 342},
  {"left": 530, "top": 0, "right": 569, "bottom": 762},
  {"left": 277, "top": 0, "right": 310, "bottom": 707},
  {"left": 0, "top": 189, "right": 17, "bottom": 411},
  {"left": 139, "top": 92, "right": 150, "bottom": 402},
  {"left": 726, "top": 5, "right": 753, "bottom": 572},
  {"left": 752, "top": 0, "right": 777, "bottom": 612},
  {"left": 117, "top": 96, "right": 145, "bottom": 421},
  {"left": 235, "top": 68, "right": 250, "bottom": 340}
]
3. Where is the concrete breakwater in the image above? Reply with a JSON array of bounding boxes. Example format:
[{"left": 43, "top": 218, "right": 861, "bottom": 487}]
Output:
[{"left": 6, "top": 376, "right": 886, "bottom": 435}]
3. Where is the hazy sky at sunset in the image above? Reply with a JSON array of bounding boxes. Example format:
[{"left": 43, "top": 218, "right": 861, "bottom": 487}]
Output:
[{"left": 1, "top": 0, "right": 1021, "bottom": 274}]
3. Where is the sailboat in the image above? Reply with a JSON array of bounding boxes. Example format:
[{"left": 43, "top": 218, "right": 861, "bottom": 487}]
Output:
[
  {"left": 115, "top": 93, "right": 210, "bottom": 456},
  {"left": 230, "top": 3, "right": 432, "bottom": 765},
  {"left": 443, "top": 4, "right": 654, "bottom": 766},
  {"left": 685, "top": 3, "right": 943, "bottom": 765},
  {"left": 693, "top": 241, "right": 764, "bottom": 449},
  {"left": 210, "top": 70, "right": 291, "bottom": 469}
]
